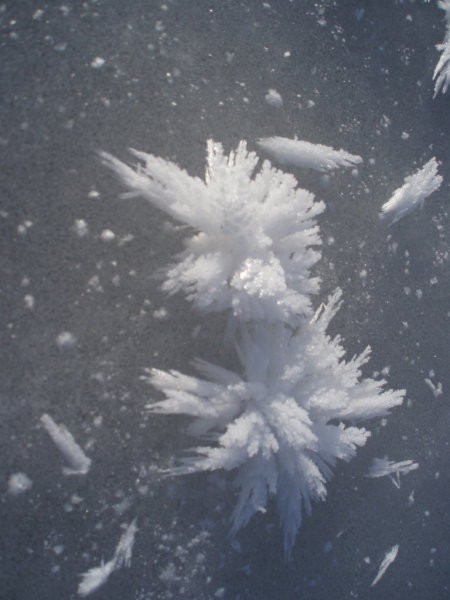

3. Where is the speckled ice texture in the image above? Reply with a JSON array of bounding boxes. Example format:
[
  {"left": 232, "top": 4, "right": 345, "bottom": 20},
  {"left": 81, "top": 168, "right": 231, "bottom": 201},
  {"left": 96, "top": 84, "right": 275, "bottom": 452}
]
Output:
[{"left": 1, "top": 1, "right": 449, "bottom": 599}]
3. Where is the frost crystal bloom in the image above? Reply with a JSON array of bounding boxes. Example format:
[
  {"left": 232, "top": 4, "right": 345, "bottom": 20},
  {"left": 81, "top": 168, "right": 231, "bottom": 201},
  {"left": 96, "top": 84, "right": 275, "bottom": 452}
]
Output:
[
  {"left": 145, "top": 291, "right": 404, "bottom": 557},
  {"left": 101, "top": 141, "right": 324, "bottom": 323},
  {"left": 104, "top": 137, "right": 405, "bottom": 558}
]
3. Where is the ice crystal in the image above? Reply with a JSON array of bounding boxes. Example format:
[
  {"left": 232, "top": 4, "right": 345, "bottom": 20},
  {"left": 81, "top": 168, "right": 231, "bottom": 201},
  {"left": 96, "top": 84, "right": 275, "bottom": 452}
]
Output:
[
  {"left": 380, "top": 158, "right": 442, "bottom": 224},
  {"left": 257, "top": 136, "right": 362, "bottom": 172},
  {"left": 367, "top": 458, "right": 418, "bottom": 488}
]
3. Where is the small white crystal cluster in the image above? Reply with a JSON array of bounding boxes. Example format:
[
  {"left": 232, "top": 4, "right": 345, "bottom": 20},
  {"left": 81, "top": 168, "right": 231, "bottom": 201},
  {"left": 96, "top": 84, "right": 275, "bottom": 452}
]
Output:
[{"left": 102, "top": 140, "right": 404, "bottom": 557}]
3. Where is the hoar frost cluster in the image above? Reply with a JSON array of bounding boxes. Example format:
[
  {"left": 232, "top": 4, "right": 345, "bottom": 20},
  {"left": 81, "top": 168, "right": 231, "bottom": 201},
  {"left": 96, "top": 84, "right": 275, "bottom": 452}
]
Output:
[{"left": 103, "top": 141, "right": 404, "bottom": 557}]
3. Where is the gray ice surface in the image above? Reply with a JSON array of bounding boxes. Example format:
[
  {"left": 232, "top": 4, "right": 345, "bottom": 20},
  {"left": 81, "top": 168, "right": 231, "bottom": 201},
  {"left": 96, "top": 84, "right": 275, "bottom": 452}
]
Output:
[{"left": 0, "top": 1, "right": 449, "bottom": 599}]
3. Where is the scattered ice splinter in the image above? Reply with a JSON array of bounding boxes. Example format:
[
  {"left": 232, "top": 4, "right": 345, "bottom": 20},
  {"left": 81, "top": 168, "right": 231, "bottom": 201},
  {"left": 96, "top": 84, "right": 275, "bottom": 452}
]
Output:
[
  {"left": 380, "top": 158, "right": 442, "bottom": 225},
  {"left": 424, "top": 377, "right": 443, "bottom": 398},
  {"left": 371, "top": 544, "right": 399, "bottom": 587},
  {"left": 367, "top": 458, "right": 418, "bottom": 489},
  {"left": 78, "top": 520, "right": 138, "bottom": 597},
  {"left": 40, "top": 414, "right": 92, "bottom": 476},
  {"left": 257, "top": 136, "right": 362, "bottom": 172}
]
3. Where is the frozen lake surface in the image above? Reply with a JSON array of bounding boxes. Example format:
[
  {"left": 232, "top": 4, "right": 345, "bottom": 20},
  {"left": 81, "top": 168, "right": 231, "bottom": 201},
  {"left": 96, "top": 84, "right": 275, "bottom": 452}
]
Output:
[{"left": 1, "top": 1, "right": 449, "bottom": 598}]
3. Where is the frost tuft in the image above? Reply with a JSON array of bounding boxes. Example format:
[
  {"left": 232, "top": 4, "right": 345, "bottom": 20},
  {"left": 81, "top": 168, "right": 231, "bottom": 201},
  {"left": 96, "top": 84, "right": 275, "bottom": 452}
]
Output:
[
  {"left": 257, "top": 136, "right": 362, "bottom": 172},
  {"left": 380, "top": 158, "right": 442, "bottom": 224},
  {"left": 367, "top": 458, "right": 418, "bottom": 489},
  {"left": 78, "top": 520, "right": 138, "bottom": 596},
  {"left": 433, "top": 0, "right": 450, "bottom": 97}
]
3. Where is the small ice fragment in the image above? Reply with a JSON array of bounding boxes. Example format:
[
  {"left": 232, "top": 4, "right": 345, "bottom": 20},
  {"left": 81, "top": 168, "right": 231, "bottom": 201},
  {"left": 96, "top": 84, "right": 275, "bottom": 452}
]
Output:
[
  {"left": 73, "top": 219, "right": 89, "bottom": 237},
  {"left": 78, "top": 520, "right": 138, "bottom": 597},
  {"left": 56, "top": 331, "right": 77, "bottom": 349},
  {"left": 100, "top": 229, "right": 115, "bottom": 242},
  {"left": 91, "top": 57, "right": 105, "bottom": 69},
  {"left": 371, "top": 545, "right": 399, "bottom": 587},
  {"left": 380, "top": 158, "right": 442, "bottom": 224},
  {"left": 264, "top": 89, "right": 283, "bottom": 108},
  {"left": 40, "top": 414, "right": 92, "bottom": 476},
  {"left": 24, "top": 294, "right": 35, "bottom": 310},
  {"left": 424, "top": 378, "right": 443, "bottom": 398},
  {"left": 257, "top": 136, "right": 362, "bottom": 172},
  {"left": 8, "top": 472, "right": 33, "bottom": 495},
  {"left": 88, "top": 189, "right": 100, "bottom": 199},
  {"left": 367, "top": 458, "right": 418, "bottom": 489},
  {"left": 33, "top": 8, "right": 45, "bottom": 20}
]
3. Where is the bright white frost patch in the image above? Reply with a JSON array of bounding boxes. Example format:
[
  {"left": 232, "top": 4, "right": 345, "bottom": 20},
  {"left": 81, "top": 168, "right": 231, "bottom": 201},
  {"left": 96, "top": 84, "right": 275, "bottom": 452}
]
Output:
[
  {"left": 8, "top": 472, "right": 33, "bottom": 495},
  {"left": 104, "top": 139, "right": 405, "bottom": 558},
  {"left": 101, "top": 141, "right": 324, "bottom": 323},
  {"left": 257, "top": 136, "right": 362, "bottom": 172},
  {"left": 145, "top": 291, "right": 404, "bottom": 557},
  {"left": 78, "top": 520, "right": 138, "bottom": 597},
  {"left": 433, "top": 0, "right": 450, "bottom": 97},
  {"left": 380, "top": 158, "right": 442, "bottom": 224},
  {"left": 41, "top": 414, "right": 91, "bottom": 476},
  {"left": 371, "top": 544, "right": 399, "bottom": 587},
  {"left": 367, "top": 458, "right": 418, "bottom": 489}
]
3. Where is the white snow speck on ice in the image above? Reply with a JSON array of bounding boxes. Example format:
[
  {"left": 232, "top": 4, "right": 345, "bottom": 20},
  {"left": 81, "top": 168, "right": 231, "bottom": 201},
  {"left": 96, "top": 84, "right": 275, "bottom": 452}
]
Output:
[
  {"left": 91, "top": 57, "right": 105, "bottom": 69},
  {"left": 56, "top": 331, "right": 77, "bottom": 349},
  {"left": 73, "top": 219, "right": 89, "bottom": 237},
  {"left": 100, "top": 229, "right": 115, "bottom": 242},
  {"left": 264, "top": 89, "right": 283, "bottom": 108},
  {"left": 8, "top": 472, "right": 33, "bottom": 495}
]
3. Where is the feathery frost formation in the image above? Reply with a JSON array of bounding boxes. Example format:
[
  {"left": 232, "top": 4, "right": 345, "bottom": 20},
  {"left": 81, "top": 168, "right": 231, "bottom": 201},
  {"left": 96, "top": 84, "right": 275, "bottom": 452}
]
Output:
[
  {"left": 380, "top": 158, "right": 442, "bottom": 224},
  {"left": 371, "top": 545, "right": 399, "bottom": 587},
  {"left": 104, "top": 140, "right": 404, "bottom": 557},
  {"left": 78, "top": 520, "right": 138, "bottom": 597},
  {"left": 433, "top": 0, "right": 450, "bottom": 97},
  {"left": 367, "top": 458, "right": 418, "bottom": 489},
  {"left": 257, "top": 136, "right": 362, "bottom": 172}
]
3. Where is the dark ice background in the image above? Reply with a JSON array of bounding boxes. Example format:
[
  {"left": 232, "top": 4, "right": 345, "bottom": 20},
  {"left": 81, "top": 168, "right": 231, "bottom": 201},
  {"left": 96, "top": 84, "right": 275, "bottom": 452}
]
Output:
[{"left": 1, "top": 1, "right": 449, "bottom": 598}]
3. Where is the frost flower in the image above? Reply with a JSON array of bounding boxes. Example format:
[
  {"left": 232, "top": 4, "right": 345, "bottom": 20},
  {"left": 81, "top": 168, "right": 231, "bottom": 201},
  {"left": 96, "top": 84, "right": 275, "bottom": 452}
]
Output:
[
  {"left": 101, "top": 141, "right": 324, "bottom": 323},
  {"left": 145, "top": 291, "right": 404, "bottom": 557}
]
